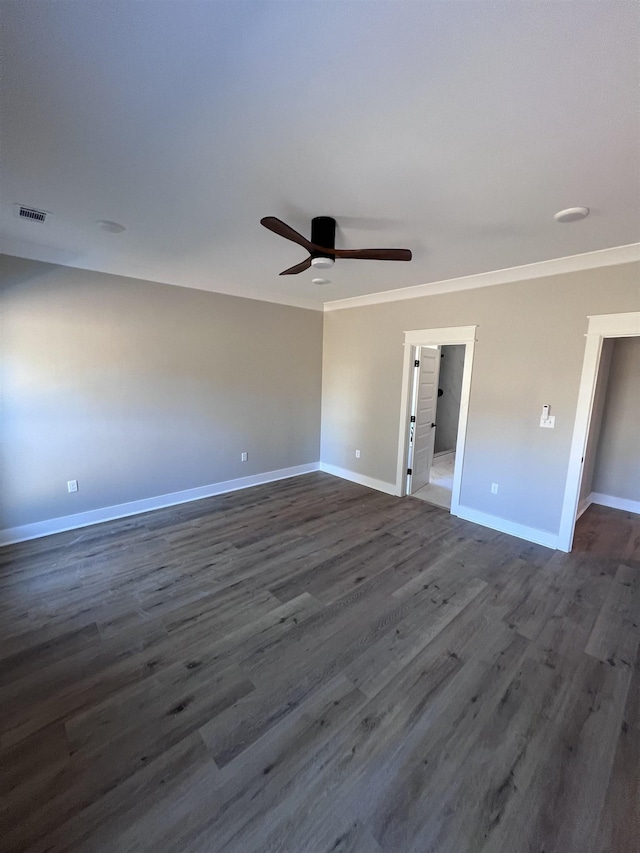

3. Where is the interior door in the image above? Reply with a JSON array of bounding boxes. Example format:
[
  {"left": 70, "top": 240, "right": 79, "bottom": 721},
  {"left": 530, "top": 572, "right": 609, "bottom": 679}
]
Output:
[{"left": 411, "top": 346, "right": 441, "bottom": 492}]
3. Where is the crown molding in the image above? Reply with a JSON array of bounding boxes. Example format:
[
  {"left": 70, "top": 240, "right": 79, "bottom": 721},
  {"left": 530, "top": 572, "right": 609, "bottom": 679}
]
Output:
[{"left": 323, "top": 243, "right": 640, "bottom": 312}]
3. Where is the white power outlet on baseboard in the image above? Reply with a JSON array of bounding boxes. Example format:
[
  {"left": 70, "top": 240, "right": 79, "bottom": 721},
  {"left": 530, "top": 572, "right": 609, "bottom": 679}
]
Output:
[
  {"left": 67, "top": 479, "right": 78, "bottom": 493},
  {"left": 491, "top": 483, "right": 499, "bottom": 494},
  {"left": 355, "top": 449, "right": 361, "bottom": 459},
  {"left": 241, "top": 452, "right": 248, "bottom": 462}
]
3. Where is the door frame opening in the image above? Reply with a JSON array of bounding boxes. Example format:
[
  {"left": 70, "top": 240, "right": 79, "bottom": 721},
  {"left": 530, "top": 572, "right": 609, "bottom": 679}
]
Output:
[
  {"left": 395, "top": 325, "right": 477, "bottom": 515},
  {"left": 558, "top": 311, "right": 640, "bottom": 552}
]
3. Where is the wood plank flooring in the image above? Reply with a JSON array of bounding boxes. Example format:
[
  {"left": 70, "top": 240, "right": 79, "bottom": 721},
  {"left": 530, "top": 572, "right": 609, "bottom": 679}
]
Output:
[{"left": 1, "top": 474, "right": 639, "bottom": 853}]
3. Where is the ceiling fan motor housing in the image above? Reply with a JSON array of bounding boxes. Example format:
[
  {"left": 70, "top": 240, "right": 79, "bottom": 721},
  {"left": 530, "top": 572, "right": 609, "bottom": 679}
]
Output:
[
  {"left": 259, "top": 214, "right": 411, "bottom": 274},
  {"left": 311, "top": 216, "right": 336, "bottom": 262}
]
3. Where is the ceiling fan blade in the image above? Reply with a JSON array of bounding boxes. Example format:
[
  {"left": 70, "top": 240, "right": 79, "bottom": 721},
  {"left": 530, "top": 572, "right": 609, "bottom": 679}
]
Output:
[
  {"left": 331, "top": 248, "right": 412, "bottom": 261},
  {"left": 261, "top": 217, "right": 314, "bottom": 252},
  {"left": 280, "top": 257, "right": 312, "bottom": 275}
]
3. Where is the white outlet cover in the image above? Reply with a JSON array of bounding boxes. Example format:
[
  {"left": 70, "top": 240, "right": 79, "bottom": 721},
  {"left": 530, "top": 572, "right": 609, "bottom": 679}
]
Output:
[
  {"left": 67, "top": 479, "right": 78, "bottom": 493},
  {"left": 540, "top": 416, "right": 556, "bottom": 429}
]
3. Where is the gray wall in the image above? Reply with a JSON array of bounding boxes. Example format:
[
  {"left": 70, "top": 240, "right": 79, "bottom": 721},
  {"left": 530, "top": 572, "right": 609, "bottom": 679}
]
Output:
[
  {"left": 1, "top": 255, "right": 323, "bottom": 529},
  {"left": 434, "top": 344, "right": 465, "bottom": 455},
  {"left": 592, "top": 336, "right": 640, "bottom": 502},
  {"left": 579, "top": 338, "right": 613, "bottom": 505},
  {"left": 321, "top": 262, "right": 640, "bottom": 535}
]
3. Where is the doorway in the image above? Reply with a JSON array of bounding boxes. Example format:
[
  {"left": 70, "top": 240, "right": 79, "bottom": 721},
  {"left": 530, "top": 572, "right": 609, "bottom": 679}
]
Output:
[
  {"left": 577, "top": 335, "right": 640, "bottom": 517},
  {"left": 408, "top": 344, "right": 465, "bottom": 509},
  {"left": 558, "top": 311, "right": 640, "bottom": 551},
  {"left": 395, "top": 326, "right": 477, "bottom": 515}
]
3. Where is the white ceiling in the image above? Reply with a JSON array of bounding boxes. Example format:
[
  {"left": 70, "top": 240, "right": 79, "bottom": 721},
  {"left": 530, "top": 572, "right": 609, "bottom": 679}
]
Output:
[{"left": 1, "top": 1, "right": 638, "bottom": 310}]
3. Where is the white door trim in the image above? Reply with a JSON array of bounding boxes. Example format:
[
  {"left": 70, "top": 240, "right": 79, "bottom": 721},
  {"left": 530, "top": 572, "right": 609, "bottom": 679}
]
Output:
[
  {"left": 557, "top": 311, "right": 640, "bottom": 552},
  {"left": 395, "top": 326, "right": 477, "bottom": 517}
]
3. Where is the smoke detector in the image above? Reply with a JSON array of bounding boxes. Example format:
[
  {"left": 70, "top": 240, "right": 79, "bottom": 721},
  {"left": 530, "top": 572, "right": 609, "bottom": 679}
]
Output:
[{"left": 554, "top": 207, "right": 589, "bottom": 223}]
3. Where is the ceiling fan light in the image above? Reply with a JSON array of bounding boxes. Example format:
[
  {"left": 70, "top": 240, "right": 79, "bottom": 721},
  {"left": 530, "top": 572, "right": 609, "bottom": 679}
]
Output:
[{"left": 311, "top": 256, "right": 335, "bottom": 269}]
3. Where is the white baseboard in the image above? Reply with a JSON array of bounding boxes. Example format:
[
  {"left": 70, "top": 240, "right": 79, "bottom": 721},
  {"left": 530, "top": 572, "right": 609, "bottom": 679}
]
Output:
[
  {"left": 319, "top": 462, "right": 398, "bottom": 496},
  {"left": 0, "top": 462, "right": 320, "bottom": 546},
  {"left": 454, "top": 505, "right": 559, "bottom": 550},
  {"left": 589, "top": 492, "right": 640, "bottom": 515},
  {"left": 319, "top": 465, "right": 560, "bottom": 548}
]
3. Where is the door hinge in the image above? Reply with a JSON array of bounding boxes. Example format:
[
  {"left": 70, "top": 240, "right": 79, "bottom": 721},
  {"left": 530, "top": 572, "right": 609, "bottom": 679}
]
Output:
[
  {"left": 414, "top": 360, "right": 420, "bottom": 367},
  {"left": 407, "top": 467, "right": 412, "bottom": 475},
  {"left": 410, "top": 415, "right": 416, "bottom": 422}
]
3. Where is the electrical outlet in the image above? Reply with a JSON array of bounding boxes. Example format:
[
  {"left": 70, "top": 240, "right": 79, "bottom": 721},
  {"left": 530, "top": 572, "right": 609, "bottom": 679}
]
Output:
[
  {"left": 67, "top": 480, "right": 78, "bottom": 493},
  {"left": 355, "top": 449, "right": 361, "bottom": 459},
  {"left": 241, "top": 452, "right": 248, "bottom": 462},
  {"left": 491, "top": 483, "right": 499, "bottom": 494}
]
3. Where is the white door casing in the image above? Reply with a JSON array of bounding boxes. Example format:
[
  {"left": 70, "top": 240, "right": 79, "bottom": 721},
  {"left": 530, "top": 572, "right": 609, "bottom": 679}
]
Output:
[
  {"left": 411, "top": 347, "right": 441, "bottom": 492},
  {"left": 396, "top": 326, "right": 477, "bottom": 517},
  {"left": 558, "top": 311, "right": 640, "bottom": 552}
]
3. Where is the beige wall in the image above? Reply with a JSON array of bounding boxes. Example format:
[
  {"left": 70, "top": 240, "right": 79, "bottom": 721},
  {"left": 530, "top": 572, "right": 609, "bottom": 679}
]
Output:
[
  {"left": 592, "top": 336, "right": 640, "bottom": 502},
  {"left": 1, "top": 255, "right": 322, "bottom": 529},
  {"left": 3, "top": 253, "right": 638, "bottom": 539},
  {"left": 321, "top": 262, "right": 640, "bottom": 536}
]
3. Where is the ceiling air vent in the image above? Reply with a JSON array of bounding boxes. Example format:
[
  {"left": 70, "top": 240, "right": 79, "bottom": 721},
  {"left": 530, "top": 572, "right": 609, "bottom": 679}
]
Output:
[{"left": 14, "top": 204, "right": 49, "bottom": 223}]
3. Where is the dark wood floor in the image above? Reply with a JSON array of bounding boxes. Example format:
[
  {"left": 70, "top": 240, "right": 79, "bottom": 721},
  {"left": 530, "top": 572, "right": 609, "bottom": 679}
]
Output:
[{"left": 1, "top": 474, "right": 639, "bottom": 853}]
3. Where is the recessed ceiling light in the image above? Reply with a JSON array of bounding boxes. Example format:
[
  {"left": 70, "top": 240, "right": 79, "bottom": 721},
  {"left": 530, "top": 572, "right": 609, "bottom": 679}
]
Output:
[
  {"left": 554, "top": 207, "right": 589, "bottom": 223},
  {"left": 312, "top": 278, "right": 330, "bottom": 285},
  {"left": 97, "top": 220, "right": 126, "bottom": 233}
]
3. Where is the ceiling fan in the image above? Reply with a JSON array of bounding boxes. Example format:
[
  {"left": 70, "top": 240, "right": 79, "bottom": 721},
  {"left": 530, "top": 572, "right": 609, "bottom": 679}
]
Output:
[{"left": 260, "top": 216, "right": 412, "bottom": 275}]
